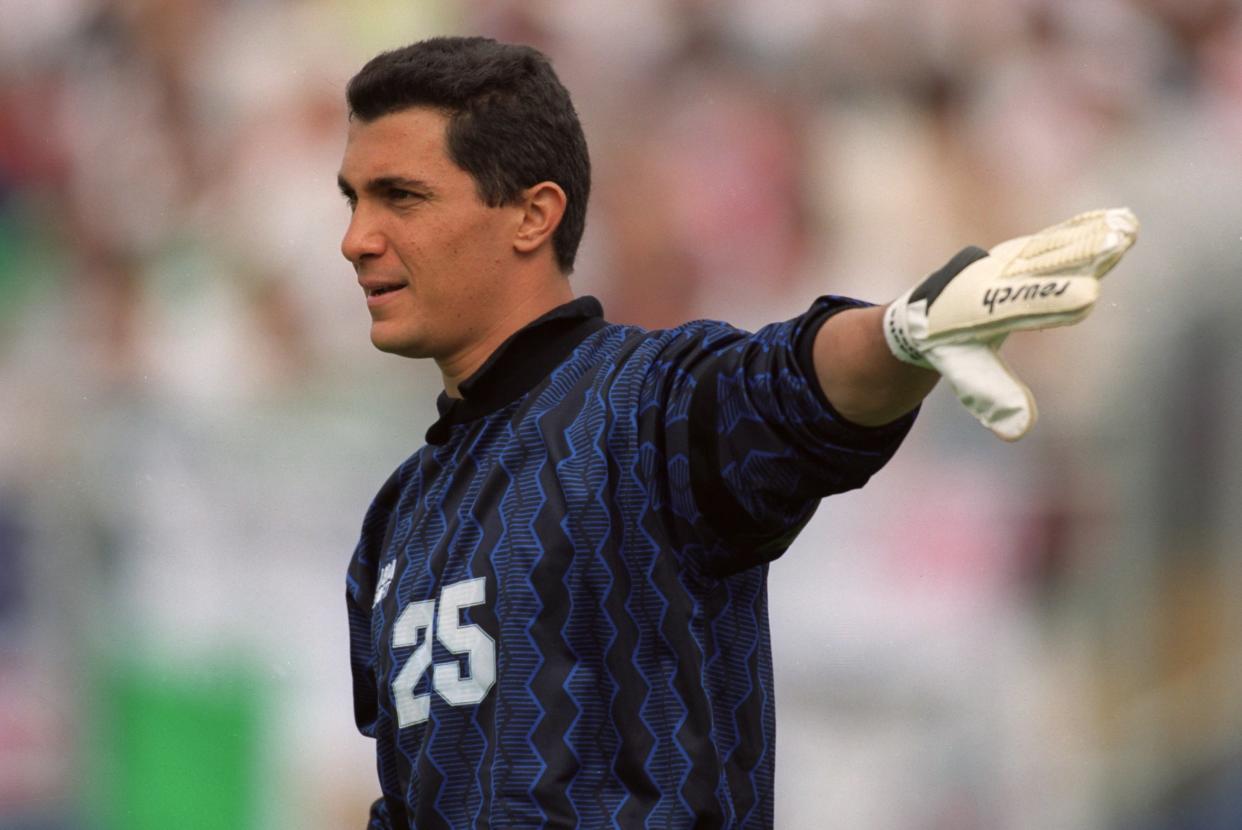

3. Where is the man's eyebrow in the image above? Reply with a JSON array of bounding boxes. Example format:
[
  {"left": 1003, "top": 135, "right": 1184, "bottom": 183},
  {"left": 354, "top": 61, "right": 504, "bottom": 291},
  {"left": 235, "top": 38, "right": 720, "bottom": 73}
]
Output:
[
  {"left": 337, "top": 174, "right": 434, "bottom": 197},
  {"left": 369, "top": 176, "right": 433, "bottom": 193}
]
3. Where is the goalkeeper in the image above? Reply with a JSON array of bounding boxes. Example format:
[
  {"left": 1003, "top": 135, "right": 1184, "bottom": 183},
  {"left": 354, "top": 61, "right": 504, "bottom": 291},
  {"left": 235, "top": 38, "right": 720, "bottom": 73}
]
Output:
[{"left": 341, "top": 35, "right": 1138, "bottom": 829}]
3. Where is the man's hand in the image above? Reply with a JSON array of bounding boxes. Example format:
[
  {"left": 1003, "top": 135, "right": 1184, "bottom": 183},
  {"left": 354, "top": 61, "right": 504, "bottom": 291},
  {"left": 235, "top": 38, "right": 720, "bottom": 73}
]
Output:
[{"left": 883, "top": 208, "right": 1139, "bottom": 441}]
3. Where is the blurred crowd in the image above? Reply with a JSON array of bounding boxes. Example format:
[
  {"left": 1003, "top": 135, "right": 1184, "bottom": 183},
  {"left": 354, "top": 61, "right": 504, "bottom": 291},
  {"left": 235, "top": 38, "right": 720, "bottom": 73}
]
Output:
[{"left": 1, "top": 0, "right": 1241, "bottom": 828}]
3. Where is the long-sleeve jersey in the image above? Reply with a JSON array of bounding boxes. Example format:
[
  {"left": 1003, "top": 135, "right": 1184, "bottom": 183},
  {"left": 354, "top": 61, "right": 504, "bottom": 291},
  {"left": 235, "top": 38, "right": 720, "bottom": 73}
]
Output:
[{"left": 346, "top": 296, "right": 916, "bottom": 828}]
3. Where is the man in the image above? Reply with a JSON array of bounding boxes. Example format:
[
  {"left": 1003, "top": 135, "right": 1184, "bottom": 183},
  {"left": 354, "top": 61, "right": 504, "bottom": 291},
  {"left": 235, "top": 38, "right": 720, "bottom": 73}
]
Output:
[{"left": 339, "top": 37, "right": 1136, "bottom": 829}]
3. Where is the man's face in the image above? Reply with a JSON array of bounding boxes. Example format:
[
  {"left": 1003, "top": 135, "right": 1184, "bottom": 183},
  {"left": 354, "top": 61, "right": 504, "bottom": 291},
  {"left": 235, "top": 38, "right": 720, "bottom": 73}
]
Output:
[{"left": 337, "top": 107, "right": 518, "bottom": 359}]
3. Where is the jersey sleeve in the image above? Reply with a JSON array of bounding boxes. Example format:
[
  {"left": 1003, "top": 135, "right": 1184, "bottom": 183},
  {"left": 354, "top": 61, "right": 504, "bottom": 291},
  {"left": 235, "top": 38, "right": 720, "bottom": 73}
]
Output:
[
  {"left": 345, "top": 469, "right": 402, "bottom": 829},
  {"left": 366, "top": 797, "right": 393, "bottom": 829},
  {"left": 650, "top": 296, "right": 917, "bottom": 577}
]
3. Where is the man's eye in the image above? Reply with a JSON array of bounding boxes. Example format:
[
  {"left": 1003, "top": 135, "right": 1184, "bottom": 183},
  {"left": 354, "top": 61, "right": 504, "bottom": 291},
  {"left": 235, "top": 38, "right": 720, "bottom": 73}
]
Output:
[{"left": 388, "top": 188, "right": 418, "bottom": 202}]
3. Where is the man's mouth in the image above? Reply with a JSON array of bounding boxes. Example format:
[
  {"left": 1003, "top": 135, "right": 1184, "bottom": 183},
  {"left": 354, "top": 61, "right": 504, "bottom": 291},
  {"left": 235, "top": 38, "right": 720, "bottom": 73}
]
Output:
[{"left": 364, "top": 281, "right": 408, "bottom": 308}]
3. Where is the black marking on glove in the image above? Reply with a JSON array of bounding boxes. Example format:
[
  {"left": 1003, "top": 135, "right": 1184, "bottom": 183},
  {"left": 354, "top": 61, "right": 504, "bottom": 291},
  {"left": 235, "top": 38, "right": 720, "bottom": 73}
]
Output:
[
  {"left": 982, "top": 280, "right": 1071, "bottom": 314},
  {"left": 911, "top": 246, "right": 989, "bottom": 310}
]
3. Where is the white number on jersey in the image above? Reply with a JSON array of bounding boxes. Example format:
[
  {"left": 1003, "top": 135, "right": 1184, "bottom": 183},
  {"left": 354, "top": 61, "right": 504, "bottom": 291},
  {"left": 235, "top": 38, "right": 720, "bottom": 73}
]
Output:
[{"left": 390, "top": 576, "right": 496, "bottom": 727}]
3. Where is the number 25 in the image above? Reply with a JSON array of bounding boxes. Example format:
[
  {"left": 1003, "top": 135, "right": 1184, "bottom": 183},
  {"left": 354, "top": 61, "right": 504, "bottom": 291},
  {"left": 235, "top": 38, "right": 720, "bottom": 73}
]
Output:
[{"left": 391, "top": 577, "right": 496, "bottom": 727}]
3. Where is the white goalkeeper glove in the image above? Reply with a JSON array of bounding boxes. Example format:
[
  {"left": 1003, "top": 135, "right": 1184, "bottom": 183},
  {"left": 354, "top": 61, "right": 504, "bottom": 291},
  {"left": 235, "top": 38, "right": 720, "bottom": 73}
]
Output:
[{"left": 883, "top": 208, "right": 1139, "bottom": 441}]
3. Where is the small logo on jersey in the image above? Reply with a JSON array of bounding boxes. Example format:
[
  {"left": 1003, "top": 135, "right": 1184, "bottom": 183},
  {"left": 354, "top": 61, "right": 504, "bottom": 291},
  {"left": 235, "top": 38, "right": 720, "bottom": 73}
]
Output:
[{"left": 373, "top": 560, "right": 396, "bottom": 608}]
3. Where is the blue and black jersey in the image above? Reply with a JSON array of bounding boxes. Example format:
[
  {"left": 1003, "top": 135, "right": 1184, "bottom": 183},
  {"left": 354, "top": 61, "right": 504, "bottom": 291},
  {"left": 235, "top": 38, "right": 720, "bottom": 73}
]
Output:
[{"left": 346, "top": 296, "right": 916, "bottom": 829}]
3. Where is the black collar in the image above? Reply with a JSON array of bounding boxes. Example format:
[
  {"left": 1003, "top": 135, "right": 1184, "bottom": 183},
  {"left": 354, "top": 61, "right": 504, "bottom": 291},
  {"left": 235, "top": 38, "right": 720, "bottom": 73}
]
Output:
[{"left": 425, "top": 296, "right": 608, "bottom": 445}]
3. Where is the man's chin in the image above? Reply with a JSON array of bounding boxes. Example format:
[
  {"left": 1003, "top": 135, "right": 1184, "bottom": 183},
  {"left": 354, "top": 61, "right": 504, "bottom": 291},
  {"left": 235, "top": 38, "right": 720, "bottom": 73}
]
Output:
[{"left": 370, "top": 327, "right": 429, "bottom": 359}]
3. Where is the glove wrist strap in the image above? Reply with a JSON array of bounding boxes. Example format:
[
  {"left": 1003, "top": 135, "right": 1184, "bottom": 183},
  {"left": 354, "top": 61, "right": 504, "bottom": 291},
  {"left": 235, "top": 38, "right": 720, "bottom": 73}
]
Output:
[{"left": 883, "top": 293, "right": 932, "bottom": 368}]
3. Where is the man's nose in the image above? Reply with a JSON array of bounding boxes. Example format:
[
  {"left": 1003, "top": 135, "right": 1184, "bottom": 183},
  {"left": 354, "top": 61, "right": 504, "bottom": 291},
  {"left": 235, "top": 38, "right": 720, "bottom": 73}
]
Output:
[{"left": 341, "top": 207, "right": 386, "bottom": 265}]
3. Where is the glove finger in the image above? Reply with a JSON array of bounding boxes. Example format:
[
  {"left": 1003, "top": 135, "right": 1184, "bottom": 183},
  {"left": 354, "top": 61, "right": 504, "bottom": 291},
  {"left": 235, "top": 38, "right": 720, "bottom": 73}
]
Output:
[
  {"left": 1001, "top": 208, "right": 1138, "bottom": 279},
  {"left": 923, "top": 341, "right": 1037, "bottom": 441}
]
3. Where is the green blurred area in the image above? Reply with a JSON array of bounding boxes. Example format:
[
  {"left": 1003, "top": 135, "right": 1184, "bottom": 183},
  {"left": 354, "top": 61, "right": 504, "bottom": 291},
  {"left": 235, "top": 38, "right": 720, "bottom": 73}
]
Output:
[
  {"left": 0, "top": 204, "right": 59, "bottom": 330},
  {"left": 92, "top": 658, "right": 266, "bottom": 830}
]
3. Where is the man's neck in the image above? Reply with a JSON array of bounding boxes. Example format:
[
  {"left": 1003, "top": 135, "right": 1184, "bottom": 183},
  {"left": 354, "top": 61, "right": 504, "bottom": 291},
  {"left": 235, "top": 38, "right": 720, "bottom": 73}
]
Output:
[{"left": 437, "top": 280, "right": 576, "bottom": 398}]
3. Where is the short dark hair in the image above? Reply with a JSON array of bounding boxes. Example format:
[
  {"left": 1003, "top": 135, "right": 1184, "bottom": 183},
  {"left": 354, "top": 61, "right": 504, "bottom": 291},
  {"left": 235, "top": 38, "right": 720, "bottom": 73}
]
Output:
[{"left": 346, "top": 37, "right": 590, "bottom": 274}]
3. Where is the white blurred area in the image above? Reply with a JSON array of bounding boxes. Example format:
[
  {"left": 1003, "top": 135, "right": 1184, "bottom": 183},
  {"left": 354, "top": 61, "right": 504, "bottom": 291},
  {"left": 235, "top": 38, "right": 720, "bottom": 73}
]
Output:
[{"left": 1, "top": 0, "right": 1241, "bottom": 828}]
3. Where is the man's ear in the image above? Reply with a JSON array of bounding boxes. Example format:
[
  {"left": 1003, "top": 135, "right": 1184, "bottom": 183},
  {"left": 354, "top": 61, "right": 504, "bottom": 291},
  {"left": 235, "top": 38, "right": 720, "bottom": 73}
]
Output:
[{"left": 513, "top": 181, "right": 567, "bottom": 256}]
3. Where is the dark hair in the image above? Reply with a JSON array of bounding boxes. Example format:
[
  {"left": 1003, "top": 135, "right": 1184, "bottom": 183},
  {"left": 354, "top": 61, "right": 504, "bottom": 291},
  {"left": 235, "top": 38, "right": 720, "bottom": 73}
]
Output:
[{"left": 347, "top": 37, "right": 590, "bottom": 274}]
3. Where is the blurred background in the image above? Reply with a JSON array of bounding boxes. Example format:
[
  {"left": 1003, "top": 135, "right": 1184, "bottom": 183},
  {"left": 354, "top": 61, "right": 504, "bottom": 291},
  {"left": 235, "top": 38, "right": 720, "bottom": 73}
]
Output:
[{"left": 1, "top": 0, "right": 1240, "bottom": 827}]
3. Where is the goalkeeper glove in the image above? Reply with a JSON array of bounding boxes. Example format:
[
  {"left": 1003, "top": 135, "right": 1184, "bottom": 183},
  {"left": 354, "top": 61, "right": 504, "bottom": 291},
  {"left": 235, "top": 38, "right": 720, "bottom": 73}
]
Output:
[{"left": 883, "top": 208, "right": 1139, "bottom": 441}]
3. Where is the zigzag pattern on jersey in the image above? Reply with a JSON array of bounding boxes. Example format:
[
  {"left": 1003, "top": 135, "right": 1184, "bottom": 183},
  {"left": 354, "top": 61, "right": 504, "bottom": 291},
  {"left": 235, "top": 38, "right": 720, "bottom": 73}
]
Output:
[{"left": 346, "top": 296, "right": 916, "bottom": 828}]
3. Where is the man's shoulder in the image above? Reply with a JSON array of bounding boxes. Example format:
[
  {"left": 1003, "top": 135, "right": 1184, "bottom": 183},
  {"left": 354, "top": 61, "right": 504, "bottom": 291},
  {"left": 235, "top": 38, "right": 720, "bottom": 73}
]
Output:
[
  {"left": 586, "top": 317, "right": 750, "bottom": 371},
  {"left": 364, "top": 456, "right": 416, "bottom": 515}
]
